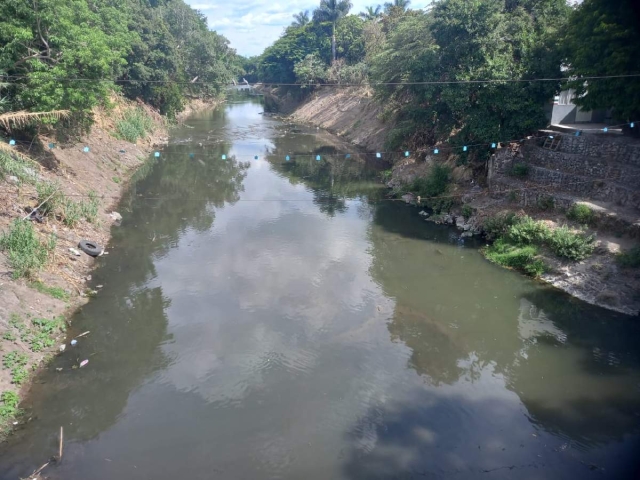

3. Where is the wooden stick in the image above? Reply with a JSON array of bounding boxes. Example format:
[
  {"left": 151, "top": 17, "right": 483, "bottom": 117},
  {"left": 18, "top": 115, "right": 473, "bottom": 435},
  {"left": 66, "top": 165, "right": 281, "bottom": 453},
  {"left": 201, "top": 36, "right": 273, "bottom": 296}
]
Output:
[
  {"left": 30, "top": 461, "right": 50, "bottom": 477},
  {"left": 75, "top": 331, "right": 90, "bottom": 339},
  {"left": 59, "top": 426, "right": 63, "bottom": 461}
]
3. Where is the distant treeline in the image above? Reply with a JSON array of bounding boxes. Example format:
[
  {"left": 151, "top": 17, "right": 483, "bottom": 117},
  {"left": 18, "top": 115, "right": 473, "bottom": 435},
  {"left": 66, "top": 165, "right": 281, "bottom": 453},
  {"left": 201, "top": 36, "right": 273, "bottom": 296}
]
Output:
[
  {"left": 0, "top": 0, "right": 240, "bottom": 119},
  {"left": 242, "top": 0, "right": 640, "bottom": 149}
]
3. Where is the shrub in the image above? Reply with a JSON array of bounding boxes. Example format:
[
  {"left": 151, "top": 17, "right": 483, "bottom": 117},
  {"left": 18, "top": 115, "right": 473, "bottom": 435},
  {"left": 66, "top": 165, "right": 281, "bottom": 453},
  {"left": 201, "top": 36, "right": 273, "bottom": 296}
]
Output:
[
  {"left": 0, "top": 220, "right": 56, "bottom": 279},
  {"left": 35, "top": 181, "right": 63, "bottom": 216},
  {"left": 483, "top": 212, "right": 519, "bottom": 240},
  {"left": 115, "top": 108, "right": 155, "bottom": 143},
  {"left": 616, "top": 246, "right": 640, "bottom": 268},
  {"left": 2, "top": 351, "right": 28, "bottom": 370},
  {"left": 509, "top": 163, "right": 529, "bottom": 178},
  {"left": 567, "top": 203, "right": 594, "bottom": 225},
  {"left": 547, "top": 225, "right": 595, "bottom": 261},
  {"left": 461, "top": 204, "right": 473, "bottom": 220},
  {"left": 537, "top": 195, "right": 555, "bottom": 211},
  {"left": 410, "top": 164, "right": 451, "bottom": 198},
  {"left": 485, "top": 239, "right": 545, "bottom": 277},
  {"left": 506, "top": 216, "right": 550, "bottom": 245},
  {"left": 0, "top": 391, "right": 20, "bottom": 421}
]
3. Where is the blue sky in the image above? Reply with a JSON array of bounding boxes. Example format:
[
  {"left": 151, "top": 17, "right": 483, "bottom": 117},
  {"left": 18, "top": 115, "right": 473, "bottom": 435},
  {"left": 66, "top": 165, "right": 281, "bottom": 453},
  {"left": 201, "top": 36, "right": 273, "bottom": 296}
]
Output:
[{"left": 186, "top": 0, "right": 433, "bottom": 57}]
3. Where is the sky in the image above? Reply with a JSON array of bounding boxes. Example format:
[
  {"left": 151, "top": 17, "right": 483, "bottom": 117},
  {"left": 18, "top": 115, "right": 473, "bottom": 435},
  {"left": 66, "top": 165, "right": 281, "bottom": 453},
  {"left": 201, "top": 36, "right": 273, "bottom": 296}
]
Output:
[{"left": 186, "top": 0, "right": 433, "bottom": 57}]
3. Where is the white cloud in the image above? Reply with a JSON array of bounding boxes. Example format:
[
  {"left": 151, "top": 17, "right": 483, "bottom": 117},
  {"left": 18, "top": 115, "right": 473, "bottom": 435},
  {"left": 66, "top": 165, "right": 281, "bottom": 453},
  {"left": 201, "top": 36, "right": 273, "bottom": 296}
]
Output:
[{"left": 185, "top": 0, "right": 434, "bottom": 56}]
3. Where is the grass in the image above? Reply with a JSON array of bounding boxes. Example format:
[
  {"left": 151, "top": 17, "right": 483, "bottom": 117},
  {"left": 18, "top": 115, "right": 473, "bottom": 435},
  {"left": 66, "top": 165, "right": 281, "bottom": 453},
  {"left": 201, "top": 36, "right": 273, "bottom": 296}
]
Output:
[
  {"left": 112, "top": 176, "right": 121, "bottom": 184},
  {"left": 485, "top": 239, "right": 546, "bottom": 277},
  {"left": 0, "top": 151, "right": 38, "bottom": 184},
  {"left": 461, "top": 204, "right": 474, "bottom": 220},
  {"left": 35, "top": 181, "right": 63, "bottom": 217},
  {"left": 616, "top": 245, "right": 640, "bottom": 268},
  {"left": 29, "top": 281, "right": 69, "bottom": 300},
  {"left": 115, "top": 108, "right": 155, "bottom": 143},
  {"left": 62, "top": 190, "right": 100, "bottom": 227},
  {"left": 0, "top": 219, "right": 56, "bottom": 279},
  {"left": 567, "top": 203, "right": 595, "bottom": 225},
  {"left": 2, "top": 331, "right": 16, "bottom": 341},
  {"left": 482, "top": 214, "right": 596, "bottom": 273}
]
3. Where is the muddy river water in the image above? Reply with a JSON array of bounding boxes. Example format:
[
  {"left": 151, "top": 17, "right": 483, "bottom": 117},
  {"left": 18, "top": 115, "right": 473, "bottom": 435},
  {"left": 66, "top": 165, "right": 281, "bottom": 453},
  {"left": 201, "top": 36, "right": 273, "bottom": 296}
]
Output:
[{"left": 2, "top": 91, "right": 640, "bottom": 479}]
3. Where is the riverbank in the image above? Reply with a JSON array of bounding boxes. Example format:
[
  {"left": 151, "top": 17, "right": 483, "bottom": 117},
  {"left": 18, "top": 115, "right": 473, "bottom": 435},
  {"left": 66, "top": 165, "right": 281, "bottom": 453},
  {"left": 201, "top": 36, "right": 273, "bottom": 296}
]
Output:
[
  {"left": 0, "top": 96, "right": 223, "bottom": 436},
  {"left": 282, "top": 88, "right": 640, "bottom": 316}
]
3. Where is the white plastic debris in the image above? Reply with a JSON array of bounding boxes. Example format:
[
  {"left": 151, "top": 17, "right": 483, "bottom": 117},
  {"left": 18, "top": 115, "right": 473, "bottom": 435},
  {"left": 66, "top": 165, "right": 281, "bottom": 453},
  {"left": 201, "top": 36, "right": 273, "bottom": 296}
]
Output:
[
  {"left": 59, "top": 344, "right": 66, "bottom": 352},
  {"left": 70, "top": 339, "right": 78, "bottom": 346},
  {"left": 79, "top": 359, "right": 89, "bottom": 368},
  {"left": 69, "top": 248, "right": 81, "bottom": 256}
]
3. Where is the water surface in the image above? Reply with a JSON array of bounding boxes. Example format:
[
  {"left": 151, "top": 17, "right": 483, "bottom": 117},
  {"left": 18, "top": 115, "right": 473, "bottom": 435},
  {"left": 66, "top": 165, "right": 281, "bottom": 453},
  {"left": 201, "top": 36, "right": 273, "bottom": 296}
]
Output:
[{"left": 2, "top": 91, "right": 640, "bottom": 479}]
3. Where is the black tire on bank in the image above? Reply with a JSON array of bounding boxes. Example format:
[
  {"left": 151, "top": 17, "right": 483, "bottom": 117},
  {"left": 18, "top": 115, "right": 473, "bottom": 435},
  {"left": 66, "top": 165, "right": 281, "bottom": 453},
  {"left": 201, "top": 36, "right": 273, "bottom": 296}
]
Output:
[{"left": 78, "top": 240, "right": 103, "bottom": 257}]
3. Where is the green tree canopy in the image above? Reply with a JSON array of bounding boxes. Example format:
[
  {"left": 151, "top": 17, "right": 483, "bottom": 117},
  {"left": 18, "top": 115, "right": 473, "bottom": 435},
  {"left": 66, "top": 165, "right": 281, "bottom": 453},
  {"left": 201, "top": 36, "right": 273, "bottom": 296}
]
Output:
[{"left": 562, "top": 0, "right": 640, "bottom": 123}]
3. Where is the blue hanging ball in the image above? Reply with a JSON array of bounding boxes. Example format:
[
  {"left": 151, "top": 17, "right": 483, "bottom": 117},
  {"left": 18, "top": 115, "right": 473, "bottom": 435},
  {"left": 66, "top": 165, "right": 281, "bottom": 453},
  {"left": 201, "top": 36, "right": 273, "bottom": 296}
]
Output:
[
  {"left": 189, "top": 153, "right": 194, "bottom": 158},
  {"left": 254, "top": 155, "right": 258, "bottom": 160},
  {"left": 345, "top": 154, "right": 351, "bottom": 159},
  {"left": 603, "top": 127, "right": 608, "bottom": 133},
  {"left": 285, "top": 155, "right": 290, "bottom": 161},
  {"left": 154, "top": 152, "right": 160, "bottom": 158},
  {"left": 83, "top": 146, "right": 89, "bottom": 152},
  {"left": 316, "top": 155, "right": 321, "bottom": 161},
  {"left": 575, "top": 131, "right": 581, "bottom": 136},
  {"left": 221, "top": 154, "right": 226, "bottom": 160},
  {"left": 434, "top": 149, "right": 439, "bottom": 154},
  {"left": 49, "top": 143, "right": 55, "bottom": 149},
  {"left": 631, "top": 122, "right": 635, "bottom": 128},
  {"left": 404, "top": 151, "right": 410, "bottom": 157},
  {"left": 463, "top": 146, "right": 468, "bottom": 152},
  {"left": 9, "top": 139, "right": 16, "bottom": 146},
  {"left": 376, "top": 152, "right": 381, "bottom": 158},
  {"left": 491, "top": 143, "right": 496, "bottom": 149}
]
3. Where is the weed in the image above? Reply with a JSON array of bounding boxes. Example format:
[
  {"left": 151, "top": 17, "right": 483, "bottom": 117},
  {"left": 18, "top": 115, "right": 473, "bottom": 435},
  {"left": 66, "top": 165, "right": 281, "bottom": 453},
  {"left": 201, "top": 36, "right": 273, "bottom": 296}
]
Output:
[
  {"left": 115, "top": 108, "right": 155, "bottom": 143},
  {"left": 485, "top": 239, "right": 546, "bottom": 277},
  {"left": 506, "top": 216, "right": 550, "bottom": 245},
  {"left": 29, "top": 281, "right": 69, "bottom": 300},
  {"left": 21, "top": 316, "right": 65, "bottom": 352},
  {"left": 0, "top": 391, "right": 20, "bottom": 421},
  {"left": 0, "top": 152, "right": 37, "bottom": 184},
  {"left": 507, "top": 191, "right": 518, "bottom": 203},
  {"left": 547, "top": 225, "right": 595, "bottom": 261},
  {"left": 509, "top": 163, "right": 529, "bottom": 178},
  {"left": 3, "top": 351, "right": 28, "bottom": 370},
  {"left": 10, "top": 366, "right": 28, "bottom": 385},
  {"left": 566, "top": 203, "right": 595, "bottom": 225},
  {"left": 616, "top": 246, "right": 640, "bottom": 268},
  {"left": 2, "top": 331, "right": 16, "bottom": 341},
  {"left": 482, "top": 212, "right": 519, "bottom": 240},
  {"left": 35, "top": 181, "right": 63, "bottom": 216},
  {"left": 0, "top": 220, "right": 57, "bottom": 279},
  {"left": 8, "top": 313, "right": 26, "bottom": 334},
  {"left": 62, "top": 199, "right": 82, "bottom": 227},
  {"left": 112, "top": 176, "right": 121, "bottom": 184},
  {"left": 81, "top": 191, "right": 100, "bottom": 223},
  {"left": 410, "top": 164, "right": 451, "bottom": 198},
  {"left": 537, "top": 195, "right": 555, "bottom": 211},
  {"left": 379, "top": 169, "right": 392, "bottom": 182},
  {"left": 461, "top": 204, "right": 473, "bottom": 220}
]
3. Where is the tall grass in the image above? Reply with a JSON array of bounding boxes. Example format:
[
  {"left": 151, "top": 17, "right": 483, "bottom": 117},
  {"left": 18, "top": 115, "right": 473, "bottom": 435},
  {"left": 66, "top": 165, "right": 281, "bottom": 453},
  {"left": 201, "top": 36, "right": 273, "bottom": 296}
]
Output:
[
  {"left": 115, "top": 108, "right": 155, "bottom": 143},
  {"left": 0, "top": 220, "right": 56, "bottom": 279}
]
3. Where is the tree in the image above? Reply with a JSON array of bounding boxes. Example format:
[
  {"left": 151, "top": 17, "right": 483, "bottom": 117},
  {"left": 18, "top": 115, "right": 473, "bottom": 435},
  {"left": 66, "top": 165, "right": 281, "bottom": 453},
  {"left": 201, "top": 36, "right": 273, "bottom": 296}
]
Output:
[
  {"left": 313, "top": 0, "right": 353, "bottom": 62},
  {"left": 383, "top": 0, "right": 410, "bottom": 14},
  {"left": 359, "top": 5, "right": 382, "bottom": 21},
  {"left": 562, "top": 0, "right": 640, "bottom": 125},
  {"left": 292, "top": 10, "right": 311, "bottom": 27}
]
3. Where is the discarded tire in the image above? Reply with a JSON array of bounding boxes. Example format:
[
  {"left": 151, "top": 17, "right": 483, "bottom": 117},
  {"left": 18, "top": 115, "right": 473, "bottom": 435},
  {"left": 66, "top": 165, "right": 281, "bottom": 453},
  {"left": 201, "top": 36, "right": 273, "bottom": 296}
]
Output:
[{"left": 78, "top": 240, "right": 103, "bottom": 257}]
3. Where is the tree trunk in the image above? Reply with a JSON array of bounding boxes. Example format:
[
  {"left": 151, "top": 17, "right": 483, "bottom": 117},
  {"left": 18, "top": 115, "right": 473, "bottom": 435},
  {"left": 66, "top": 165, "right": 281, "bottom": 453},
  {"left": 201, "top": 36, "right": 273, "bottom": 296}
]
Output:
[{"left": 332, "top": 22, "right": 336, "bottom": 63}]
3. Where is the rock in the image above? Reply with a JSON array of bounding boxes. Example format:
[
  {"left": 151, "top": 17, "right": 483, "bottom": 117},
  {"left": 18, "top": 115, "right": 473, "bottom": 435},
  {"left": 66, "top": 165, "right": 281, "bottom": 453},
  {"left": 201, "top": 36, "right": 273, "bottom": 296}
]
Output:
[
  {"left": 418, "top": 210, "right": 428, "bottom": 217},
  {"left": 401, "top": 193, "right": 415, "bottom": 204},
  {"left": 110, "top": 211, "right": 122, "bottom": 222},
  {"left": 455, "top": 216, "right": 465, "bottom": 227},
  {"left": 7, "top": 175, "right": 19, "bottom": 185},
  {"left": 461, "top": 231, "right": 473, "bottom": 238},
  {"left": 69, "top": 248, "right": 81, "bottom": 256}
]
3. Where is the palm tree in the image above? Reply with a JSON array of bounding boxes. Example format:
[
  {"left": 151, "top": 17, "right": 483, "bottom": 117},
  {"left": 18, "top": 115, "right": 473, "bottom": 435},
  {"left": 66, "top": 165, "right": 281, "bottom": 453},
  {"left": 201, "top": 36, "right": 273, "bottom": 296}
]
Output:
[
  {"left": 383, "top": 0, "right": 410, "bottom": 13},
  {"left": 313, "top": 0, "right": 353, "bottom": 63},
  {"left": 292, "top": 10, "right": 310, "bottom": 27},
  {"left": 359, "top": 5, "right": 382, "bottom": 21}
]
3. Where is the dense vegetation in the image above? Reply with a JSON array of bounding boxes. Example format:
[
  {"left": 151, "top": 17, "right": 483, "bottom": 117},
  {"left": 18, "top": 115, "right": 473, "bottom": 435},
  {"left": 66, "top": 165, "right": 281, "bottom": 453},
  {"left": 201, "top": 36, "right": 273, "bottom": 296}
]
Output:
[
  {"left": 0, "top": 0, "right": 239, "bottom": 120},
  {"left": 246, "top": 0, "right": 639, "bottom": 150}
]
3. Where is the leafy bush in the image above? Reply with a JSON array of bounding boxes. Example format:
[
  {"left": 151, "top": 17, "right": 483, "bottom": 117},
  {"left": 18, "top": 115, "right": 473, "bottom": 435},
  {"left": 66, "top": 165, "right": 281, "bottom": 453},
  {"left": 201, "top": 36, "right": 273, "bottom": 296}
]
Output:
[
  {"left": 35, "top": 181, "right": 63, "bottom": 217},
  {"left": 547, "top": 225, "right": 595, "bottom": 261},
  {"left": 461, "top": 204, "right": 473, "bottom": 220},
  {"left": 115, "top": 108, "right": 155, "bottom": 143},
  {"left": 506, "top": 216, "right": 550, "bottom": 245},
  {"left": 2, "top": 352, "right": 28, "bottom": 370},
  {"left": 509, "top": 163, "right": 529, "bottom": 178},
  {"left": 22, "top": 316, "right": 65, "bottom": 352},
  {"left": 485, "top": 239, "right": 545, "bottom": 277},
  {"left": 294, "top": 54, "right": 327, "bottom": 87},
  {"left": 482, "top": 212, "right": 519, "bottom": 240},
  {"left": 0, "top": 220, "right": 56, "bottom": 279},
  {"left": 537, "top": 195, "right": 555, "bottom": 211},
  {"left": 326, "top": 60, "right": 368, "bottom": 85},
  {"left": 410, "top": 164, "right": 451, "bottom": 198},
  {"left": 616, "top": 246, "right": 640, "bottom": 268},
  {"left": 567, "top": 203, "right": 595, "bottom": 225}
]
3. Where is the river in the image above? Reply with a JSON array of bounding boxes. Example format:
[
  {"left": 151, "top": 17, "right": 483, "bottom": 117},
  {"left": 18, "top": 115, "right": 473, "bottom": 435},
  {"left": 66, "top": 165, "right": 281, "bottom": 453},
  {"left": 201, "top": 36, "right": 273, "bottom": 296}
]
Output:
[{"left": 2, "top": 90, "right": 640, "bottom": 479}]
